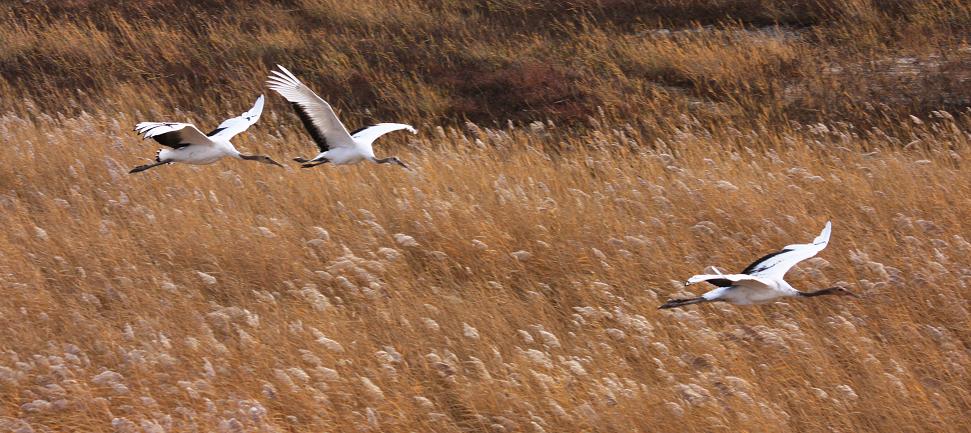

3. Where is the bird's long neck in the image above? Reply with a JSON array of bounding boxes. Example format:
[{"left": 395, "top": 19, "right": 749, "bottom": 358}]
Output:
[
  {"left": 798, "top": 287, "right": 842, "bottom": 297},
  {"left": 238, "top": 153, "right": 259, "bottom": 161}
]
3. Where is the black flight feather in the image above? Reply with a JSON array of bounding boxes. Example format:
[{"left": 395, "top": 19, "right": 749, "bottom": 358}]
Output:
[
  {"left": 206, "top": 126, "right": 227, "bottom": 136},
  {"left": 740, "top": 249, "right": 791, "bottom": 275},
  {"left": 149, "top": 130, "right": 192, "bottom": 149},
  {"left": 290, "top": 102, "right": 329, "bottom": 152},
  {"left": 704, "top": 279, "right": 735, "bottom": 287}
]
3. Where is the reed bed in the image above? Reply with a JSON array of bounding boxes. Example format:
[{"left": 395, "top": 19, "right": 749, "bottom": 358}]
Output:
[{"left": 1, "top": 1, "right": 970, "bottom": 431}]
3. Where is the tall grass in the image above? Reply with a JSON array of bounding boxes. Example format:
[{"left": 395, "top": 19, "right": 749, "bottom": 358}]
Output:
[{"left": 1, "top": 1, "right": 970, "bottom": 431}]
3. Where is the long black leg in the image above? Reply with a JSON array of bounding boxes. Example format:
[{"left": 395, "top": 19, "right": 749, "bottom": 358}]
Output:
[
  {"left": 658, "top": 297, "right": 708, "bottom": 309},
  {"left": 129, "top": 161, "right": 170, "bottom": 174}
]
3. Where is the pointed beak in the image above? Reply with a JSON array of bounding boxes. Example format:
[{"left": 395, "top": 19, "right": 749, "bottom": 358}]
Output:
[
  {"left": 268, "top": 158, "right": 284, "bottom": 168},
  {"left": 398, "top": 160, "right": 411, "bottom": 170}
]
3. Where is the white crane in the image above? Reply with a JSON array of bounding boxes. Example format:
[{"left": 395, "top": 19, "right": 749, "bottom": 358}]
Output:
[
  {"left": 660, "top": 221, "right": 857, "bottom": 309},
  {"left": 129, "top": 95, "right": 282, "bottom": 174},
  {"left": 266, "top": 65, "right": 415, "bottom": 169}
]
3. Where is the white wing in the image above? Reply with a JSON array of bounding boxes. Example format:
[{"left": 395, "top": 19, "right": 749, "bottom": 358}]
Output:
[
  {"left": 134, "top": 122, "right": 213, "bottom": 148},
  {"left": 741, "top": 221, "right": 832, "bottom": 281},
  {"left": 350, "top": 123, "right": 416, "bottom": 146},
  {"left": 206, "top": 94, "right": 265, "bottom": 140},
  {"left": 266, "top": 65, "right": 355, "bottom": 151}
]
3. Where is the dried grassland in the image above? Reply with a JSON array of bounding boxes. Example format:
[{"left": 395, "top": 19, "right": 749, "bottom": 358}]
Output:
[{"left": 1, "top": 1, "right": 970, "bottom": 432}]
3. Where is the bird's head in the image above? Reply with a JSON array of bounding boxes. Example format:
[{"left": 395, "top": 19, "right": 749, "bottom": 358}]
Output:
[
  {"left": 382, "top": 156, "right": 409, "bottom": 169},
  {"left": 263, "top": 155, "right": 284, "bottom": 167},
  {"left": 811, "top": 286, "right": 859, "bottom": 298}
]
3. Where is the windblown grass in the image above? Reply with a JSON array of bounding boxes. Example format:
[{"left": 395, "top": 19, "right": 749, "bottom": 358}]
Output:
[{"left": 0, "top": 1, "right": 970, "bottom": 432}]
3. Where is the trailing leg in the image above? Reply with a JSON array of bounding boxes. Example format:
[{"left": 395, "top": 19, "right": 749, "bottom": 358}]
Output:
[
  {"left": 300, "top": 158, "right": 329, "bottom": 169},
  {"left": 129, "top": 160, "right": 170, "bottom": 174},
  {"left": 659, "top": 297, "right": 708, "bottom": 309}
]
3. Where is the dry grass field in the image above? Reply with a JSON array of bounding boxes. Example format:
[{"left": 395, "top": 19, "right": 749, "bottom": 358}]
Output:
[{"left": 1, "top": 1, "right": 970, "bottom": 432}]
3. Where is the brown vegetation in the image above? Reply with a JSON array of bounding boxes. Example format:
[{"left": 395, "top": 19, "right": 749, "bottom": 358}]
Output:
[{"left": 0, "top": 1, "right": 970, "bottom": 432}]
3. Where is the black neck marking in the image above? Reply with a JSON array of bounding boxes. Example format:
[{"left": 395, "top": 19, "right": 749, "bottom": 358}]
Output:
[{"left": 798, "top": 287, "right": 841, "bottom": 297}]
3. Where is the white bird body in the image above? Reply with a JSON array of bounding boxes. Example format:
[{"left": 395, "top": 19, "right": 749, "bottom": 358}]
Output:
[
  {"left": 307, "top": 123, "right": 416, "bottom": 165},
  {"left": 695, "top": 278, "right": 796, "bottom": 305},
  {"left": 266, "top": 65, "right": 415, "bottom": 169},
  {"left": 661, "top": 221, "right": 856, "bottom": 309},
  {"left": 130, "top": 95, "right": 282, "bottom": 173},
  {"left": 156, "top": 137, "right": 237, "bottom": 165},
  {"left": 317, "top": 146, "right": 368, "bottom": 165}
]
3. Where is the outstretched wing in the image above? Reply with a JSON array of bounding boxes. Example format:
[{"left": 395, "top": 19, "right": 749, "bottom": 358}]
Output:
[
  {"left": 266, "top": 65, "right": 355, "bottom": 152},
  {"left": 350, "top": 123, "right": 416, "bottom": 146},
  {"left": 686, "top": 273, "right": 775, "bottom": 289},
  {"left": 740, "top": 221, "right": 832, "bottom": 280},
  {"left": 134, "top": 122, "right": 213, "bottom": 149},
  {"left": 206, "top": 94, "right": 265, "bottom": 139}
]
